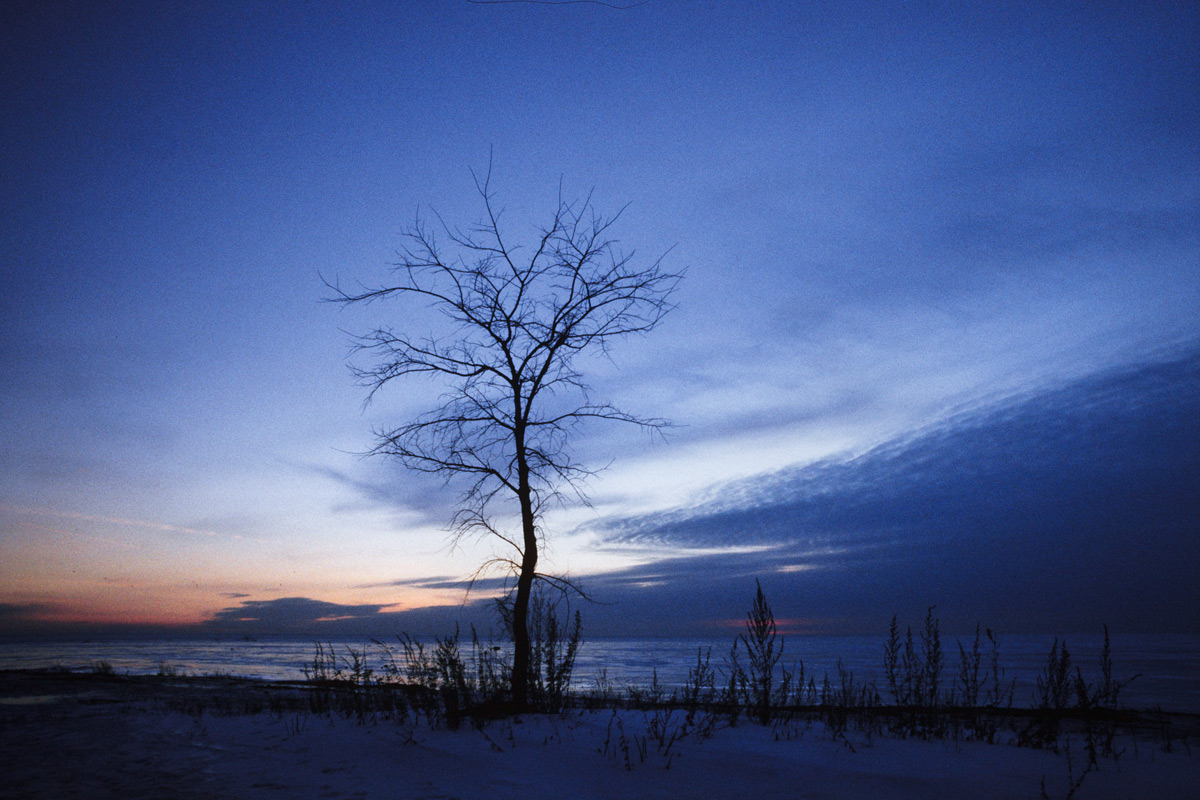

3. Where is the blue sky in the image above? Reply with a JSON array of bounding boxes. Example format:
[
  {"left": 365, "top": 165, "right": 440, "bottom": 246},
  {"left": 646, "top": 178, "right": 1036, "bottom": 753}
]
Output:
[{"left": 1, "top": 1, "right": 1197, "bottom": 638}]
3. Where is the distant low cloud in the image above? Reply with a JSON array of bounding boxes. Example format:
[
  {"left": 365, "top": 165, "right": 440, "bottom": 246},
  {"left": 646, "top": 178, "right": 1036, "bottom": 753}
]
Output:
[
  {"left": 0, "top": 602, "right": 75, "bottom": 638},
  {"left": 0, "top": 602, "right": 52, "bottom": 621},
  {"left": 204, "top": 597, "right": 388, "bottom": 629},
  {"left": 198, "top": 595, "right": 501, "bottom": 639}
]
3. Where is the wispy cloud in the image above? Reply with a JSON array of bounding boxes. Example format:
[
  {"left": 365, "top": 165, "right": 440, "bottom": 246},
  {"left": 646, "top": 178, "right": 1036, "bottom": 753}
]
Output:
[
  {"left": 0, "top": 505, "right": 222, "bottom": 538},
  {"left": 291, "top": 461, "right": 455, "bottom": 519},
  {"left": 355, "top": 575, "right": 511, "bottom": 592}
]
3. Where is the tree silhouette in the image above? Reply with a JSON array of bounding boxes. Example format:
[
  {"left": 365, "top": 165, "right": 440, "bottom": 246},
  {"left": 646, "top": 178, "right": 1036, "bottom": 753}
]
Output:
[{"left": 328, "top": 160, "right": 680, "bottom": 709}]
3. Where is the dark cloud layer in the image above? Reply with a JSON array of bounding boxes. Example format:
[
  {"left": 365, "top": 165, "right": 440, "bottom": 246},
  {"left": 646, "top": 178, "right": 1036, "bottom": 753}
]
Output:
[{"left": 580, "top": 349, "right": 1200, "bottom": 634}]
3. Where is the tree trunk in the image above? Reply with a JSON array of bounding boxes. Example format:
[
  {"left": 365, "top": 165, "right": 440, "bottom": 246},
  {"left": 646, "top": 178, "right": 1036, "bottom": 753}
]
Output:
[
  {"left": 511, "top": 523, "right": 537, "bottom": 711},
  {"left": 510, "top": 418, "right": 538, "bottom": 711}
]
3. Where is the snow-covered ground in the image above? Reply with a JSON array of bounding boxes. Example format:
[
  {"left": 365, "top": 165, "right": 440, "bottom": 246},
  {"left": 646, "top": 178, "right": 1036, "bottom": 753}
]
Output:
[{"left": 4, "top": 685, "right": 1198, "bottom": 800}]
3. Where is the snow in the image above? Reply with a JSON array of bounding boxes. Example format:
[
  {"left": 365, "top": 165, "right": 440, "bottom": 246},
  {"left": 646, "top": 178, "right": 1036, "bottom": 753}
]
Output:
[{"left": 2, "top": 674, "right": 1197, "bottom": 799}]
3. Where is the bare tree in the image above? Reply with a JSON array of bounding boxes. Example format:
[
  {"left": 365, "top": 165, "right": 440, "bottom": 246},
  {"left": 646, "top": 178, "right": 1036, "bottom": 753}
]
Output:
[{"left": 328, "top": 161, "right": 680, "bottom": 710}]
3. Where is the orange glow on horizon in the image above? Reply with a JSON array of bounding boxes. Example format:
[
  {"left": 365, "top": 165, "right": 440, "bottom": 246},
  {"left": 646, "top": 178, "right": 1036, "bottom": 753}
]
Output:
[{"left": 0, "top": 576, "right": 495, "bottom": 632}]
